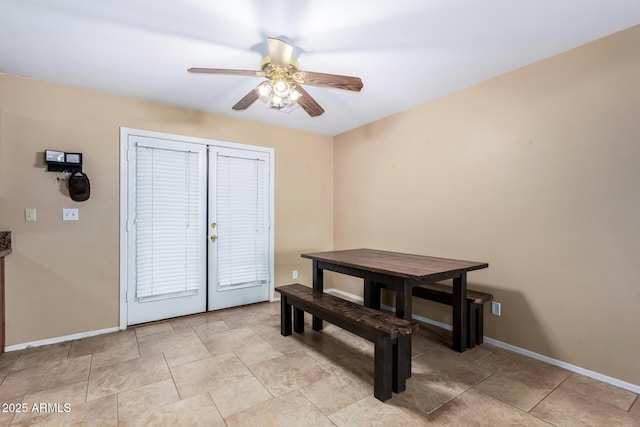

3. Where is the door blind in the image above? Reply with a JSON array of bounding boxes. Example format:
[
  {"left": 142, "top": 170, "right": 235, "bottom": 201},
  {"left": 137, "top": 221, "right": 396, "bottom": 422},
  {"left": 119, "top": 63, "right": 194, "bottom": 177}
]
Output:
[
  {"left": 216, "top": 154, "right": 269, "bottom": 290},
  {"left": 135, "top": 145, "right": 203, "bottom": 302}
]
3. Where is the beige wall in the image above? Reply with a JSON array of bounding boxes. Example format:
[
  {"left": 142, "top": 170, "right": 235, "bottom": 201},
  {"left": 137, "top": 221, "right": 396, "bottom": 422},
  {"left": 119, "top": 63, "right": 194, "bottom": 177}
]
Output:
[
  {"left": 0, "top": 74, "right": 333, "bottom": 345},
  {"left": 333, "top": 26, "right": 640, "bottom": 385}
]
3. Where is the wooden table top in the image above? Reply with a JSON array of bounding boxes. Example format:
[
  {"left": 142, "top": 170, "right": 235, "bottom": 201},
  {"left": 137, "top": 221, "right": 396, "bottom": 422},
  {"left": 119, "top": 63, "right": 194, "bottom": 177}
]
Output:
[{"left": 301, "top": 248, "right": 488, "bottom": 280}]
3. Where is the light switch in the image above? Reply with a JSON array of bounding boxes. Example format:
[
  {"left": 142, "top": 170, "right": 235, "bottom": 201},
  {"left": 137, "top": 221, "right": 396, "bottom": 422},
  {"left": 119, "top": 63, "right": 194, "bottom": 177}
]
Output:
[
  {"left": 63, "top": 208, "right": 79, "bottom": 221},
  {"left": 25, "top": 208, "right": 37, "bottom": 222}
]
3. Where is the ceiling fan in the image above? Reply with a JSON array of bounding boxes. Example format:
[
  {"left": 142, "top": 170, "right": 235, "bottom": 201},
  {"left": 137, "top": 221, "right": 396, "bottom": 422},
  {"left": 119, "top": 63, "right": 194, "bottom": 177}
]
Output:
[{"left": 188, "top": 38, "right": 363, "bottom": 117}]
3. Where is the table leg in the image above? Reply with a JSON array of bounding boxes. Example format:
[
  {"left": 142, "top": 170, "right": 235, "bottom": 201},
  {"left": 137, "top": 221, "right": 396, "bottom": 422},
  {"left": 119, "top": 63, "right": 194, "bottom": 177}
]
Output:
[
  {"left": 395, "top": 278, "right": 412, "bottom": 320},
  {"left": 452, "top": 274, "right": 468, "bottom": 352},
  {"left": 312, "top": 260, "right": 324, "bottom": 331},
  {"left": 395, "top": 278, "right": 412, "bottom": 376},
  {"left": 364, "top": 280, "right": 381, "bottom": 309}
]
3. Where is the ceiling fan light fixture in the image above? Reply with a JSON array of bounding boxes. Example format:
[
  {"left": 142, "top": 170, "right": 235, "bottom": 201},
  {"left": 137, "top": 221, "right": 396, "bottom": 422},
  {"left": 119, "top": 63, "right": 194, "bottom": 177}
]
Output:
[
  {"left": 257, "top": 81, "right": 272, "bottom": 98},
  {"left": 289, "top": 87, "right": 301, "bottom": 102},
  {"left": 272, "top": 79, "right": 290, "bottom": 97},
  {"left": 255, "top": 79, "right": 301, "bottom": 111},
  {"left": 272, "top": 95, "right": 284, "bottom": 105}
]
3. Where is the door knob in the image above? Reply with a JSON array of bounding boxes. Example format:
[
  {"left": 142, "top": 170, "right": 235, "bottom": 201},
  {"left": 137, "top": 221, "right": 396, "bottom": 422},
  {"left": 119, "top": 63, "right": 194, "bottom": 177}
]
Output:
[
  {"left": 211, "top": 222, "right": 217, "bottom": 229},
  {"left": 210, "top": 234, "right": 217, "bottom": 241}
]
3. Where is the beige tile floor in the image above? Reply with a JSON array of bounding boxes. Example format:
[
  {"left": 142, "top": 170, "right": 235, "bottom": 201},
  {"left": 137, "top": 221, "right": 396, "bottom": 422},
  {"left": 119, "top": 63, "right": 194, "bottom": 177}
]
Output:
[{"left": 0, "top": 301, "right": 638, "bottom": 426}]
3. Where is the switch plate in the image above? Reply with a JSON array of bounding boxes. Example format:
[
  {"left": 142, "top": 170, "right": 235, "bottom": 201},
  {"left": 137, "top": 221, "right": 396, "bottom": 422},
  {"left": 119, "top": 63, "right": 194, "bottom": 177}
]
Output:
[
  {"left": 25, "top": 208, "right": 37, "bottom": 222},
  {"left": 292, "top": 270, "right": 298, "bottom": 279},
  {"left": 491, "top": 301, "right": 501, "bottom": 316},
  {"left": 63, "top": 208, "right": 79, "bottom": 221}
]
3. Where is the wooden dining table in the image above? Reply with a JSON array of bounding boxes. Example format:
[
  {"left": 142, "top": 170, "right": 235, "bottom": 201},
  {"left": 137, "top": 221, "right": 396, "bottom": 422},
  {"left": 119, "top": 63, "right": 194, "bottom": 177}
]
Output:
[{"left": 301, "top": 248, "right": 489, "bottom": 353}]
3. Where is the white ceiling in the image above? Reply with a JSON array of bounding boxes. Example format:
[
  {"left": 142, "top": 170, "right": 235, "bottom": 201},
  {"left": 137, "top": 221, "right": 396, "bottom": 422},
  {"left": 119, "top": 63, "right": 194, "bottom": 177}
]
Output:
[{"left": 1, "top": 0, "right": 639, "bottom": 136}]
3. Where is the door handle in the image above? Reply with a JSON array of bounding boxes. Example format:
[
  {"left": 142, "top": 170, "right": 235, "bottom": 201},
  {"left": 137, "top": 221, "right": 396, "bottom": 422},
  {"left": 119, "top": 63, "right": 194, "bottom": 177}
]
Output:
[{"left": 210, "top": 234, "right": 217, "bottom": 242}]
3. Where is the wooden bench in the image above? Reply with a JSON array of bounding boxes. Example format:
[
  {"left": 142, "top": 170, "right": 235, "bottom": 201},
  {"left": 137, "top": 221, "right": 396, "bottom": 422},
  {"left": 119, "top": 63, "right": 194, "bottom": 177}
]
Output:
[
  {"left": 276, "top": 283, "right": 417, "bottom": 402},
  {"left": 411, "top": 282, "right": 493, "bottom": 348}
]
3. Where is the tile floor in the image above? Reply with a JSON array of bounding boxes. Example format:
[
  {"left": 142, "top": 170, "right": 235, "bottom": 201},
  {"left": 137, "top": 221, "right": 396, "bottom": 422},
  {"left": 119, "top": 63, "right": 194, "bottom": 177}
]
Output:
[{"left": 0, "top": 301, "right": 638, "bottom": 426}]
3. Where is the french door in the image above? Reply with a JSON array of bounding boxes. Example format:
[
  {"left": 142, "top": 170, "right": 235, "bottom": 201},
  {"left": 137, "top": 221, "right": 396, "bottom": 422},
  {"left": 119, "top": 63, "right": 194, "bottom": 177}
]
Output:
[
  {"left": 208, "top": 147, "right": 271, "bottom": 310},
  {"left": 121, "top": 129, "right": 273, "bottom": 326}
]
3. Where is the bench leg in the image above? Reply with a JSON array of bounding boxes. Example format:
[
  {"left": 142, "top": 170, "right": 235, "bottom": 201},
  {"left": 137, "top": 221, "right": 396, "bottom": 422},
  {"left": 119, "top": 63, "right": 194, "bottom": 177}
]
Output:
[
  {"left": 374, "top": 336, "right": 393, "bottom": 401},
  {"left": 280, "top": 297, "right": 292, "bottom": 336},
  {"left": 467, "top": 301, "right": 476, "bottom": 349},
  {"left": 393, "top": 335, "right": 410, "bottom": 393},
  {"left": 312, "top": 317, "right": 323, "bottom": 331},
  {"left": 476, "top": 303, "right": 484, "bottom": 344},
  {"left": 293, "top": 307, "right": 305, "bottom": 333}
]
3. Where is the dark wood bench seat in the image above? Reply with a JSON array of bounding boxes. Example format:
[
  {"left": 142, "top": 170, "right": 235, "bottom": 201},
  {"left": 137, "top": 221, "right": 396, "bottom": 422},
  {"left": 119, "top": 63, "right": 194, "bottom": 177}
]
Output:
[
  {"left": 275, "top": 283, "right": 417, "bottom": 401},
  {"left": 412, "top": 282, "right": 493, "bottom": 348}
]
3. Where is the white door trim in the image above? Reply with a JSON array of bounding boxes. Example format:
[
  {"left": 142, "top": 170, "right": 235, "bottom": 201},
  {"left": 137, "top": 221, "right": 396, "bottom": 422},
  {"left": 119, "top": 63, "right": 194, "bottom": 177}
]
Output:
[{"left": 119, "top": 127, "right": 275, "bottom": 330}]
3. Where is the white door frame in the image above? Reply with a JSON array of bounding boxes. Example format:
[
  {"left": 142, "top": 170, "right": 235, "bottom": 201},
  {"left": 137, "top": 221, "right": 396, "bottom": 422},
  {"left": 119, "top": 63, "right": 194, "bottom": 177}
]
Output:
[{"left": 119, "top": 127, "right": 275, "bottom": 330}]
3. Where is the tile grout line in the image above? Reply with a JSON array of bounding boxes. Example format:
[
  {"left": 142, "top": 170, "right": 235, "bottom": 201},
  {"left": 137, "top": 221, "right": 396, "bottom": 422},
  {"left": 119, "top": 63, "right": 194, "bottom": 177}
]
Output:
[
  {"left": 471, "top": 347, "right": 566, "bottom": 419},
  {"left": 114, "top": 326, "right": 145, "bottom": 422},
  {"left": 162, "top": 343, "right": 183, "bottom": 401},
  {"left": 239, "top": 347, "right": 278, "bottom": 401},
  {"left": 469, "top": 350, "right": 530, "bottom": 416},
  {"left": 324, "top": 386, "right": 372, "bottom": 422},
  {"left": 528, "top": 371, "right": 571, "bottom": 415},
  {"left": 629, "top": 394, "right": 639, "bottom": 413},
  {"left": 84, "top": 353, "right": 92, "bottom": 404},
  {"left": 210, "top": 323, "right": 277, "bottom": 424},
  {"left": 112, "top": 351, "right": 122, "bottom": 423},
  {"left": 448, "top": 347, "right": 561, "bottom": 425},
  {"left": 296, "top": 383, "right": 337, "bottom": 424},
  {"left": 239, "top": 323, "right": 363, "bottom": 421},
  {"left": 547, "top": 373, "right": 640, "bottom": 415},
  {"left": 65, "top": 341, "right": 72, "bottom": 360},
  {"left": 203, "top": 390, "right": 228, "bottom": 427},
  {"left": 462, "top": 384, "right": 557, "bottom": 427}
]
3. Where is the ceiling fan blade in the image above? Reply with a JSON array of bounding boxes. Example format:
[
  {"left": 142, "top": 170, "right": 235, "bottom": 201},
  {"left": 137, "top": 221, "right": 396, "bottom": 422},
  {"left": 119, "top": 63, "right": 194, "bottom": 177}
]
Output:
[
  {"left": 299, "top": 71, "right": 363, "bottom": 92},
  {"left": 188, "top": 68, "right": 262, "bottom": 77},
  {"left": 267, "top": 38, "right": 293, "bottom": 68},
  {"left": 295, "top": 85, "right": 325, "bottom": 117},
  {"left": 232, "top": 89, "right": 259, "bottom": 111}
]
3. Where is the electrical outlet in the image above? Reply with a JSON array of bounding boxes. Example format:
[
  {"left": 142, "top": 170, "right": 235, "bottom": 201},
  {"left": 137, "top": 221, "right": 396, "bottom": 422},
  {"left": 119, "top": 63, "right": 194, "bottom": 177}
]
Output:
[
  {"left": 491, "top": 301, "right": 501, "bottom": 316},
  {"left": 292, "top": 270, "right": 298, "bottom": 280},
  {"left": 63, "top": 208, "right": 79, "bottom": 221},
  {"left": 25, "top": 208, "right": 37, "bottom": 222}
]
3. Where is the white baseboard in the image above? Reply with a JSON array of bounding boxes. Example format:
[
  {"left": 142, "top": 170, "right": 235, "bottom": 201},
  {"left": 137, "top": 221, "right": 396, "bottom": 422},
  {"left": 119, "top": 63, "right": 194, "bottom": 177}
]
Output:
[
  {"left": 325, "top": 287, "right": 364, "bottom": 302},
  {"left": 481, "top": 337, "right": 640, "bottom": 394},
  {"left": 325, "top": 287, "right": 640, "bottom": 394},
  {"left": 4, "top": 326, "right": 121, "bottom": 353},
  {"left": 7, "top": 295, "right": 284, "bottom": 353}
]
